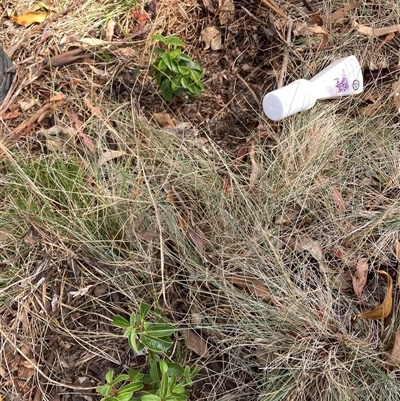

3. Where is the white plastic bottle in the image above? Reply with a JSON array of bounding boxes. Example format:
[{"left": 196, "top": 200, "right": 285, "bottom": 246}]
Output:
[{"left": 262, "top": 55, "right": 363, "bottom": 121}]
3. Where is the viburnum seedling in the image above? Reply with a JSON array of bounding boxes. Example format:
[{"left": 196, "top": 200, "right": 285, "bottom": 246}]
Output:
[
  {"left": 150, "top": 34, "right": 204, "bottom": 102},
  {"left": 96, "top": 302, "right": 199, "bottom": 401}
]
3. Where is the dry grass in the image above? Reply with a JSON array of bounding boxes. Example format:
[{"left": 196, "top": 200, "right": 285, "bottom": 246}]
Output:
[{"left": 2, "top": 0, "right": 400, "bottom": 400}]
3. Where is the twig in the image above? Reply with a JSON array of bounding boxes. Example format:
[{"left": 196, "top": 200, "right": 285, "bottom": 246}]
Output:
[
  {"left": 260, "top": 0, "right": 287, "bottom": 19},
  {"left": 278, "top": 18, "right": 293, "bottom": 88},
  {"left": 236, "top": 73, "right": 259, "bottom": 106}
]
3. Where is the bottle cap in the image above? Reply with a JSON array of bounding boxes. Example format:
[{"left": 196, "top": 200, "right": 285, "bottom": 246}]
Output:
[
  {"left": 262, "top": 79, "right": 316, "bottom": 121},
  {"left": 0, "top": 47, "right": 14, "bottom": 105}
]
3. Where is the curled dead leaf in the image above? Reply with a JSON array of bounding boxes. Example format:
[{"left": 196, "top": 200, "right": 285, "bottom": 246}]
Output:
[
  {"left": 201, "top": 26, "right": 223, "bottom": 51},
  {"left": 226, "top": 274, "right": 271, "bottom": 302},
  {"left": 12, "top": 12, "right": 49, "bottom": 26},
  {"left": 308, "top": 26, "right": 329, "bottom": 56},
  {"left": 355, "top": 271, "right": 392, "bottom": 320},
  {"left": 352, "top": 258, "right": 368, "bottom": 299},
  {"left": 328, "top": 2, "right": 362, "bottom": 23}
]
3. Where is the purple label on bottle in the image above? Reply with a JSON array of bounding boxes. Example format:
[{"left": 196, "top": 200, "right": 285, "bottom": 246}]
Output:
[{"left": 334, "top": 76, "right": 349, "bottom": 94}]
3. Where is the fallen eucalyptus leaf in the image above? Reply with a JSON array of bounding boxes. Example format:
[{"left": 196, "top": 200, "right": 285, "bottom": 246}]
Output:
[
  {"left": 355, "top": 270, "right": 392, "bottom": 320},
  {"left": 353, "top": 258, "right": 368, "bottom": 299},
  {"left": 226, "top": 274, "right": 271, "bottom": 302},
  {"left": 98, "top": 150, "right": 126, "bottom": 166},
  {"left": 328, "top": 2, "right": 362, "bottom": 23},
  {"left": 183, "top": 330, "right": 209, "bottom": 357}
]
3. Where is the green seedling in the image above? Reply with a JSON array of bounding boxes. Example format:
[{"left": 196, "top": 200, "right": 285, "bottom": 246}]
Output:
[
  {"left": 97, "top": 302, "right": 199, "bottom": 401},
  {"left": 150, "top": 34, "right": 204, "bottom": 102}
]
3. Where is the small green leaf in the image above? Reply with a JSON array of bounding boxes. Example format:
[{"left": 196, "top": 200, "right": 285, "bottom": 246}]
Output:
[
  {"left": 119, "top": 381, "right": 143, "bottom": 394},
  {"left": 141, "top": 334, "right": 174, "bottom": 352},
  {"left": 128, "top": 329, "right": 138, "bottom": 353},
  {"left": 140, "top": 302, "right": 151, "bottom": 319},
  {"left": 180, "top": 77, "right": 189, "bottom": 89},
  {"left": 96, "top": 383, "right": 112, "bottom": 396},
  {"left": 128, "top": 369, "right": 143, "bottom": 382},
  {"left": 172, "top": 384, "right": 185, "bottom": 394},
  {"left": 106, "top": 370, "right": 114, "bottom": 383},
  {"left": 160, "top": 79, "right": 173, "bottom": 101},
  {"left": 147, "top": 324, "right": 175, "bottom": 338},
  {"left": 159, "top": 372, "right": 169, "bottom": 398},
  {"left": 149, "top": 359, "right": 160, "bottom": 385},
  {"left": 161, "top": 53, "right": 174, "bottom": 71},
  {"left": 153, "top": 47, "right": 165, "bottom": 54},
  {"left": 152, "top": 34, "right": 166, "bottom": 43},
  {"left": 166, "top": 362, "right": 183, "bottom": 376},
  {"left": 141, "top": 395, "right": 162, "bottom": 401},
  {"left": 170, "top": 59, "right": 180, "bottom": 74},
  {"left": 113, "top": 374, "right": 129, "bottom": 384},
  {"left": 159, "top": 360, "right": 168, "bottom": 375},
  {"left": 113, "top": 315, "right": 130, "bottom": 328},
  {"left": 178, "top": 66, "right": 190, "bottom": 76},
  {"left": 169, "top": 49, "right": 182, "bottom": 59},
  {"left": 115, "top": 392, "right": 132, "bottom": 401},
  {"left": 165, "top": 36, "right": 185, "bottom": 48}
]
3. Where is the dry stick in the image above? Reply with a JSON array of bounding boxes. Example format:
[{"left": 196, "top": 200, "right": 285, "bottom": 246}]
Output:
[
  {"left": 4, "top": 102, "right": 53, "bottom": 145},
  {"left": 277, "top": 18, "right": 293, "bottom": 89},
  {"left": 260, "top": 0, "right": 288, "bottom": 19}
]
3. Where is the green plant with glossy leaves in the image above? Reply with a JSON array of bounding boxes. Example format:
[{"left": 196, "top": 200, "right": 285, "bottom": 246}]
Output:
[
  {"left": 150, "top": 34, "right": 204, "bottom": 101},
  {"left": 96, "top": 302, "right": 199, "bottom": 401}
]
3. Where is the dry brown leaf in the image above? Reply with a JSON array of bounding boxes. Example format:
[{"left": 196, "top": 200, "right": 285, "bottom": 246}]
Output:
[
  {"left": 105, "top": 19, "right": 116, "bottom": 42},
  {"left": 50, "top": 92, "right": 66, "bottom": 102},
  {"left": 226, "top": 274, "right": 271, "bottom": 302},
  {"left": 331, "top": 186, "right": 345, "bottom": 212},
  {"left": 12, "top": 12, "right": 48, "bottom": 26},
  {"left": 83, "top": 98, "right": 104, "bottom": 119},
  {"left": 218, "top": 0, "right": 235, "bottom": 25},
  {"left": 98, "top": 150, "right": 126, "bottom": 166},
  {"left": 355, "top": 271, "right": 393, "bottom": 320},
  {"left": 201, "top": 26, "right": 223, "bottom": 51},
  {"left": 328, "top": 2, "right": 362, "bottom": 23},
  {"left": 202, "top": 0, "right": 215, "bottom": 12},
  {"left": 353, "top": 21, "right": 400, "bottom": 38},
  {"left": 183, "top": 330, "right": 209, "bottom": 357},
  {"left": 291, "top": 236, "right": 332, "bottom": 274},
  {"left": 154, "top": 112, "right": 176, "bottom": 128},
  {"left": 249, "top": 143, "right": 261, "bottom": 186},
  {"left": 352, "top": 258, "right": 368, "bottom": 299},
  {"left": 392, "top": 79, "right": 400, "bottom": 114},
  {"left": 308, "top": 26, "right": 329, "bottom": 56},
  {"left": 387, "top": 327, "right": 400, "bottom": 365},
  {"left": 19, "top": 99, "right": 37, "bottom": 112},
  {"left": 71, "top": 113, "right": 96, "bottom": 154}
]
